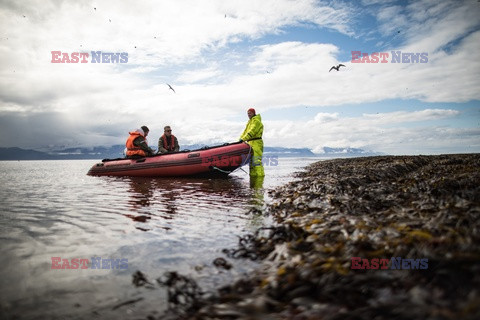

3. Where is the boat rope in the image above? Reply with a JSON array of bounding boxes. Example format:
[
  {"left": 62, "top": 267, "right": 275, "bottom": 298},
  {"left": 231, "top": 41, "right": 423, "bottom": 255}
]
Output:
[
  {"left": 235, "top": 143, "right": 252, "bottom": 174},
  {"left": 211, "top": 166, "right": 233, "bottom": 174},
  {"left": 212, "top": 165, "right": 250, "bottom": 175},
  {"left": 238, "top": 167, "right": 249, "bottom": 174},
  {"left": 232, "top": 143, "right": 253, "bottom": 174},
  {"left": 211, "top": 143, "right": 253, "bottom": 175}
]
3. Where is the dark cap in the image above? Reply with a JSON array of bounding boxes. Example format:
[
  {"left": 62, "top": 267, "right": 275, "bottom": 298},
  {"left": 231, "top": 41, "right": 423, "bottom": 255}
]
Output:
[{"left": 141, "top": 126, "right": 149, "bottom": 133}]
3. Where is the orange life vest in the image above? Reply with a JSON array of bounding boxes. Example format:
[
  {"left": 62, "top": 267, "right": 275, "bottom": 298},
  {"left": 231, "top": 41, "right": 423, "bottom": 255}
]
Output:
[
  {"left": 126, "top": 131, "right": 147, "bottom": 157},
  {"left": 160, "top": 134, "right": 176, "bottom": 151}
]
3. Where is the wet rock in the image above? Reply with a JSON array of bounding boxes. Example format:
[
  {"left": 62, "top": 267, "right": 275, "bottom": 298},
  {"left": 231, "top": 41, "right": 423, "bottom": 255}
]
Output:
[
  {"left": 132, "top": 270, "right": 154, "bottom": 288},
  {"left": 155, "top": 271, "right": 204, "bottom": 316},
  {"left": 213, "top": 257, "right": 232, "bottom": 270}
]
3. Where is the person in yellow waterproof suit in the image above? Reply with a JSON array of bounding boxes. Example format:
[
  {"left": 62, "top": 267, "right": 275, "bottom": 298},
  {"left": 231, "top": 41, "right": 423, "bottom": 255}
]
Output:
[{"left": 239, "top": 108, "right": 265, "bottom": 178}]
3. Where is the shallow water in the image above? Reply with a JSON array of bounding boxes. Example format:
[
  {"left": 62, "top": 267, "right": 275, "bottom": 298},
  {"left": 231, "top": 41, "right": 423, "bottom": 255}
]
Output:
[{"left": 0, "top": 158, "right": 323, "bottom": 319}]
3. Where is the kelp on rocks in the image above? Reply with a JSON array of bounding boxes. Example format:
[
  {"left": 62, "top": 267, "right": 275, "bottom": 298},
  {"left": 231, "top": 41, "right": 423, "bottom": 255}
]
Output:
[{"left": 161, "top": 155, "right": 480, "bottom": 319}]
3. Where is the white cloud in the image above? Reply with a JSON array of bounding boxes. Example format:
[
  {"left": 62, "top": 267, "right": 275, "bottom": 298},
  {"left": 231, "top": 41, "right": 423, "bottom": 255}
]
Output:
[
  {"left": 361, "top": 0, "right": 396, "bottom": 5},
  {"left": 376, "top": 5, "right": 408, "bottom": 36},
  {"left": 0, "top": 0, "right": 478, "bottom": 154},
  {"left": 175, "top": 67, "right": 222, "bottom": 84},
  {"left": 313, "top": 112, "right": 340, "bottom": 123},
  {"left": 361, "top": 109, "right": 460, "bottom": 124},
  {"left": 263, "top": 109, "right": 476, "bottom": 155},
  {"left": 383, "top": 0, "right": 480, "bottom": 53},
  {"left": 0, "top": 0, "right": 353, "bottom": 114}
]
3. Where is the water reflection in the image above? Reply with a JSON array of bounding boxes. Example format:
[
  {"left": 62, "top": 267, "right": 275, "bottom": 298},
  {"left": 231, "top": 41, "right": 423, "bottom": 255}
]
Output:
[
  {"left": 0, "top": 158, "right": 322, "bottom": 319},
  {"left": 120, "top": 176, "right": 251, "bottom": 232},
  {"left": 249, "top": 175, "right": 265, "bottom": 205},
  {"left": 127, "top": 177, "right": 155, "bottom": 208},
  {"left": 123, "top": 178, "right": 154, "bottom": 230},
  {"left": 247, "top": 175, "right": 267, "bottom": 229}
]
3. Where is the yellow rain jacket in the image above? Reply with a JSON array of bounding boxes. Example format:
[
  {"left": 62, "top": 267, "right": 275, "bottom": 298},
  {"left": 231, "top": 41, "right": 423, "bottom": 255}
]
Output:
[{"left": 240, "top": 114, "right": 265, "bottom": 177}]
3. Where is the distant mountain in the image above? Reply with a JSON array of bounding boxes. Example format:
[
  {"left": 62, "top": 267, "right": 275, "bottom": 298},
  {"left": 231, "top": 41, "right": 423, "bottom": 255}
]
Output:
[
  {"left": 0, "top": 144, "right": 382, "bottom": 160},
  {"left": 49, "top": 145, "right": 126, "bottom": 159},
  {"left": 0, "top": 147, "right": 55, "bottom": 160},
  {"left": 0, "top": 146, "right": 125, "bottom": 161},
  {"left": 263, "top": 147, "right": 315, "bottom": 157},
  {"left": 316, "top": 147, "right": 384, "bottom": 157}
]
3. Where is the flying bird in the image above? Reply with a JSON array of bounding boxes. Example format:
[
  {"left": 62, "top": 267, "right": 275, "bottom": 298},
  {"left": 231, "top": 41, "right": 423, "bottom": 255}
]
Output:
[
  {"left": 329, "top": 64, "right": 346, "bottom": 72},
  {"left": 167, "top": 83, "right": 175, "bottom": 93}
]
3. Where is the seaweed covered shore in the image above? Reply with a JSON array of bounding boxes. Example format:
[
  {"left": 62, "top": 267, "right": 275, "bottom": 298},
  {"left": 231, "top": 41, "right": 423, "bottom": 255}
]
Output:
[{"left": 160, "top": 154, "right": 480, "bottom": 319}]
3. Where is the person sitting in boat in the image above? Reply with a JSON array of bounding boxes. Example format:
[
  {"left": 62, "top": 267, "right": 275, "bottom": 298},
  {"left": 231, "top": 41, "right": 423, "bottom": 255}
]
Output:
[
  {"left": 125, "top": 126, "right": 155, "bottom": 158},
  {"left": 157, "top": 125, "right": 180, "bottom": 154}
]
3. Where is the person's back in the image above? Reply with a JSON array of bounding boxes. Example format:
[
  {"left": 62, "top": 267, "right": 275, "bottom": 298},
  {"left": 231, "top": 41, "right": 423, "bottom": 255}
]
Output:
[{"left": 125, "top": 126, "right": 154, "bottom": 158}]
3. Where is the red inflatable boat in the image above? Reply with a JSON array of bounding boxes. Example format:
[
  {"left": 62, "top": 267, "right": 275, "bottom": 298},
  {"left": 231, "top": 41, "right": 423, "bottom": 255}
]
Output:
[{"left": 87, "top": 141, "right": 251, "bottom": 177}]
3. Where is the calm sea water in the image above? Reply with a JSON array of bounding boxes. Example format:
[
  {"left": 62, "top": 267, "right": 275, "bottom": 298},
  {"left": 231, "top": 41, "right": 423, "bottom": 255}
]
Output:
[{"left": 0, "top": 157, "right": 323, "bottom": 319}]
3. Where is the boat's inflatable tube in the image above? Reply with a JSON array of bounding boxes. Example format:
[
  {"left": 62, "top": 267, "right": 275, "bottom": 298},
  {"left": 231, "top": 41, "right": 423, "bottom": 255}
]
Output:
[{"left": 87, "top": 142, "right": 251, "bottom": 177}]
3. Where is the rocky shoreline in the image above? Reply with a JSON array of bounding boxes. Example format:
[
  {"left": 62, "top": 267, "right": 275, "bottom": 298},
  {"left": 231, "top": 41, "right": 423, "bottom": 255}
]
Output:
[{"left": 160, "top": 154, "right": 480, "bottom": 319}]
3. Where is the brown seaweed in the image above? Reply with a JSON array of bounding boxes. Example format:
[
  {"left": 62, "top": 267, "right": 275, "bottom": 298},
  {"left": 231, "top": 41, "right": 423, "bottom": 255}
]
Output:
[
  {"left": 190, "top": 155, "right": 480, "bottom": 319},
  {"left": 143, "top": 154, "right": 480, "bottom": 319}
]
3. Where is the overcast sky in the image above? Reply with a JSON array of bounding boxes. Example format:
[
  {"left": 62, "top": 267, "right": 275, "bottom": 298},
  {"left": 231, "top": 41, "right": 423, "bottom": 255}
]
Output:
[{"left": 0, "top": 0, "right": 479, "bottom": 154}]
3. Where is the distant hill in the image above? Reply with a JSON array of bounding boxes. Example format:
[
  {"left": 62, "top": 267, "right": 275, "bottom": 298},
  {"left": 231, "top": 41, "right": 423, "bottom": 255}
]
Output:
[
  {"left": 316, "top": 147, "right": 384, "bottom": 157},
  {"left": 49, "top": 145, "right": 126, "bottom": 159},
  {"left": 0, "top": 146, "right": 125, "bottom": 161},
  {"left": 263, "top": 147, "right": 315, "bottom": 157},
  {"left": 0, "top": 147, "right": 55, "bottom": 160},
  {"left": 0, "top": 144, "right": 381, "bottom": 160}
]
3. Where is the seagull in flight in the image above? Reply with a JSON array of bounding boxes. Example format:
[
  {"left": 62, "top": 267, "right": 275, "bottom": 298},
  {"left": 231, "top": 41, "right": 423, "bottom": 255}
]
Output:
[
  {"left": 167, "top": 83, "right": 175, "bottom": 93},
  {"left": 329, "top": 64, "right": 346, "bottom": 72}
]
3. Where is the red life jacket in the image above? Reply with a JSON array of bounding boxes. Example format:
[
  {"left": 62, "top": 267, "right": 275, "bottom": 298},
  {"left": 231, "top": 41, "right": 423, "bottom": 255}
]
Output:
[
  {"left": 126, "top": 131, "right": 147, "bottom": 157},
  {"left": 161, "top": 134, "right": 176, "bottom": 151}
]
